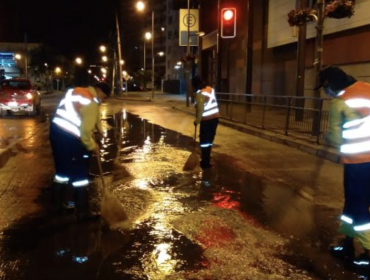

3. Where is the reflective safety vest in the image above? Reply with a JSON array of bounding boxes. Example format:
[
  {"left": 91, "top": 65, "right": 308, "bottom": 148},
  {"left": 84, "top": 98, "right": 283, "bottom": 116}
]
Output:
[
  {"left": 52, "top": 87, "right": 99, "bottom": 138},
  {"left": 197, "top": 86, "right": 220, "bottom": 121},
  {"left": 339, "top": 82, "right": 370, "bottom": 164}
]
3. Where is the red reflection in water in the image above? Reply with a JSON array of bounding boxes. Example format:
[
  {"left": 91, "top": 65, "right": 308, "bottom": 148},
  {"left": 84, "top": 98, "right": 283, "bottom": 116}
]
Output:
[{"left": 195, "top": 220, "right": 235, "bottom": 248}]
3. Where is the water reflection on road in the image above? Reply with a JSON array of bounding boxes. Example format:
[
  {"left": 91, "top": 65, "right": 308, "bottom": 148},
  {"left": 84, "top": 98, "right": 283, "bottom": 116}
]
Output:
[{"left": 0, "top": 110, "right": 363, "bottom": 280}]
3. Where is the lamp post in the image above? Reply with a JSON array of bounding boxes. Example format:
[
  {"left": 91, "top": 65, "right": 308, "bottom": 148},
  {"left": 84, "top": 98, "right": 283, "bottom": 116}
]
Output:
[
  {"left": 144, "top": 31, "right": 152, "bottom": 70},
  {"left": 137, "top": 1, "right": 155, "bottom": 100},
  {"left": 55, "top": 67, "right": 62, "bottom": 91}
]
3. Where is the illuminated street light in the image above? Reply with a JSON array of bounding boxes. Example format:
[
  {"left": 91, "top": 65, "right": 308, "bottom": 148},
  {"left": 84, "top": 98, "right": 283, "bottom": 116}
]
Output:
[
  {"left": 145, "top": 32, "right": 152, "bottom": 40},
  {"left": 136, "top": 1, "right": 145, "bottom": 11},
  {"left": 157, "top": 51, "right": 164, "bottom": 57},
  {"left": 75, "top": 57, "right": 83, "bottom": 65},
  {"left": 120, "top": 60, "right": 124, "bottom": 65},
  {"left": 88, "top": 69, "right": 92, "bottom": 74},
  {"left": 55, "top": 67, "right": 61, "bottom": 74},
  {"left": 15, "top": 54, "right": 22, "bottom": 60},
  {"left": 102, "top": 56, "right": 108, "bottom": 62},
  {"left": 101, "top": 68, "right": 107, "bottom": 74},
  {"left": 99, "top": 45, "right": 107, "bottom": 53}
]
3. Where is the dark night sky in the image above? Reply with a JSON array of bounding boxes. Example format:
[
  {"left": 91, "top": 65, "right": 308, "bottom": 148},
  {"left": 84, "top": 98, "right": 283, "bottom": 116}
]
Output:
[{"left": 0, "top": 0, "right": 118, "bottom": 61}]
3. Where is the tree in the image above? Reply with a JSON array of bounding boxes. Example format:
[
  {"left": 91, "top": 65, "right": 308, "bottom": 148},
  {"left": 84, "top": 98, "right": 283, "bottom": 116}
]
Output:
[{"left": 29, "top": 44, "right": 75, "bottom": 90}]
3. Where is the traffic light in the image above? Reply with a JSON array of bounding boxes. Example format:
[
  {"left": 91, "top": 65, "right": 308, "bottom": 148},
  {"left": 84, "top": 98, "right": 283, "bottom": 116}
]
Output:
[{"left": 221, "top": 8, "right": 236, "bottom": 38}]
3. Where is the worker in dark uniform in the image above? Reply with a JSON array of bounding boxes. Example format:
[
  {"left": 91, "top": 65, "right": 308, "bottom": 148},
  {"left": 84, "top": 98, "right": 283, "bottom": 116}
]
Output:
[
  {"left": 192, "top": 76, "right": 220, "bottom": 169},
  {"left": 49, "top": 82, "right": 110, "bottom": 220}
]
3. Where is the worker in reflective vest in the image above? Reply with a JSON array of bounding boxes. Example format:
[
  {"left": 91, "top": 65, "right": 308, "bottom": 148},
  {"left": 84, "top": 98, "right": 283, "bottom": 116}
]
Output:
[
  {"left": 49, "top": 82, "right": 110, "bottom": 220},
  {"left": 192, "top": 76, "right": 220, "bottom": 169},
  {"left": 316, "top": 66, "right": 370, "bottom": 266}
]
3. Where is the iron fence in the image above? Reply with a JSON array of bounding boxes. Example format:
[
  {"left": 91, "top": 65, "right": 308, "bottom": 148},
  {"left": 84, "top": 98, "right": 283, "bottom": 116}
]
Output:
[{"left": 216, "top": 92, "right": 332, "bottom": 144}]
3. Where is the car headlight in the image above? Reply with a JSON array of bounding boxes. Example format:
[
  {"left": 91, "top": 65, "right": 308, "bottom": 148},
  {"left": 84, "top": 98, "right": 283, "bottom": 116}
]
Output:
[{"left": 26, "top": 93, "right": 33, "bottom": 100}]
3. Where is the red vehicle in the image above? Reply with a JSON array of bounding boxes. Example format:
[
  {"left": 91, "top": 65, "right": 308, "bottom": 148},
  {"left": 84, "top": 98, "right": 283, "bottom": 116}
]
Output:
[{"left": 0, "top": 78, "right": 41, "bottom": 116}]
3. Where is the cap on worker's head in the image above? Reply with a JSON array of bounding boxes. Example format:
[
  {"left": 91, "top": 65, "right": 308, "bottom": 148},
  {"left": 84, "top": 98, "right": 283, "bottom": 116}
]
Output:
[
  {"left": 94, "top": 82, "right": 111, "bottom": 96},
  {"left": 192, "top": 75, "right": 205, "bottom": 89},
  {"left": 314, "top": 66, "right": 352, "bottom": 91}
]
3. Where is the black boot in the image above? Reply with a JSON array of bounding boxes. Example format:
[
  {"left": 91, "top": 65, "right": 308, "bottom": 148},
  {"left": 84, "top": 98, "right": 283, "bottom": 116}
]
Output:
[
  {"left": 330, "top": 236, "right": 355, "bottom": 261},
  {"left": 200, "top": 147, "right": 212, "bottom": 169},
  {"left": 74, "top": 187, "right": 100, "bottom": 221},
  {"left": 60, "top": 184, "right": 75, "bottom": 213}
]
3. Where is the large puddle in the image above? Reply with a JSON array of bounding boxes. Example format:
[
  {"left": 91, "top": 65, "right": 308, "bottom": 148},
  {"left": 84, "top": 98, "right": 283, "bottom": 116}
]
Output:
[{"left": 0, "top": 111, "right": 364, "bottom": 280}]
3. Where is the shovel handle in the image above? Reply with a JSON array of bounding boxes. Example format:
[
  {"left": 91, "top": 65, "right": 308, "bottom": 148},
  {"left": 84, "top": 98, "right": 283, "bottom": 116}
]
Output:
[
  {"left": 96, "top": 150, "right": 107, "bottom": 190},
  {"left": 194, "top": 125, "right": 197, "bottom": 147}
]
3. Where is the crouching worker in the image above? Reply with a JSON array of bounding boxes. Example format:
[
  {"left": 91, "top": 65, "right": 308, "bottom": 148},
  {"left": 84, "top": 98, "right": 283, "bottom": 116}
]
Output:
[{"left": 49, "top": 82, "right": 111, "bottom": 220}]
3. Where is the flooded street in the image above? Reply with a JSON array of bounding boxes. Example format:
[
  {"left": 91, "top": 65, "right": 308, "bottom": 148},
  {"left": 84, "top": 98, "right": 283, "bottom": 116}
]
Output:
[{"left": 0, "top": 95, "right": 365, "bottom": 279}]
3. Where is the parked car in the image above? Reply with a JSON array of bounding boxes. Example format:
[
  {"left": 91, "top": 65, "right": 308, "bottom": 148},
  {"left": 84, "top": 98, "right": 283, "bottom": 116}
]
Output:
[{"left": 0, "top": 78, "right": 41, "bottom": 116}]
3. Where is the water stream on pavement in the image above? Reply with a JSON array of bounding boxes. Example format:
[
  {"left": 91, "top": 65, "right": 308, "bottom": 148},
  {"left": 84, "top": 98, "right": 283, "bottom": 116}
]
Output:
[{"left": 0, "top": 111, "right": 364, "bottom": 280}]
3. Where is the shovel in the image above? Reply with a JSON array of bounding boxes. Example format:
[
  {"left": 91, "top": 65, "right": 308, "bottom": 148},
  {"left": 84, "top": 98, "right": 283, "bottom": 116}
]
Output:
[
  {"left": 183, "top": 125, "right": 199, "bottom": 171},
  {"left": 96, "top": 154, "right": 128, "bottom": 230}
]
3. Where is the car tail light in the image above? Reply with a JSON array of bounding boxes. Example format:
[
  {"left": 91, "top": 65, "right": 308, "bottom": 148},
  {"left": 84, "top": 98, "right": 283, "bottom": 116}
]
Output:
[{"left": 26, "top": 93, "right": 33, "bottom": 100}]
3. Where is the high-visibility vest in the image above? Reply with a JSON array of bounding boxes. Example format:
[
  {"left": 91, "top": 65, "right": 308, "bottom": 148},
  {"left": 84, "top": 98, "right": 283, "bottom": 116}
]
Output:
[
  {"left": 339, "top": 82, "right": 370, "bottom": 164},
  {"left": 52, "top": 87, "right": 99, "bottom": 138},
  {"left": 197, "top": 86, "right": 220, "bottom": 121}
]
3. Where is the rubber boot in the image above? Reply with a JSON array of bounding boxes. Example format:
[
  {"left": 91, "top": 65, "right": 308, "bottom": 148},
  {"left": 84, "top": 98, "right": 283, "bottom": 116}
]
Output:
[
  {"left": 74, "top": 187, "right": 100, "bottom": 221},
  {"left": 200, "top": 147, "right": 212, "bottom": 169},
  {"left": 61, "top": 184, "right": 75, "bottom": 213}
]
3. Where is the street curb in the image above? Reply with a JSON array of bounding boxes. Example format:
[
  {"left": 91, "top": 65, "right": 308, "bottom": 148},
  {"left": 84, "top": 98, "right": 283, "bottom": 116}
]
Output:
[
  {"left": 172, "top": 106, "right": 341, "bottom": 164},
  {"left": 114, "top": 96, "right": 152, "bottom": 102}
]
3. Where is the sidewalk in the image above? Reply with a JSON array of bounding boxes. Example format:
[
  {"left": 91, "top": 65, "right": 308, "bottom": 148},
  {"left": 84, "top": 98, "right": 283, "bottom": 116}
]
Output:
[{"left": 115, "top": 91, "right": 341, "bottom": 164}]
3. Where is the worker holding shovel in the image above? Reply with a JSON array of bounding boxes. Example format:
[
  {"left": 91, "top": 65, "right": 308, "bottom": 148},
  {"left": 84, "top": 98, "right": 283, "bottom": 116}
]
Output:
[
  {"left": 192, "top": 76, "right": 220, "bottom": 170},
  {"left": 316, "top": 66, "right": 370, "bottom": 267}
]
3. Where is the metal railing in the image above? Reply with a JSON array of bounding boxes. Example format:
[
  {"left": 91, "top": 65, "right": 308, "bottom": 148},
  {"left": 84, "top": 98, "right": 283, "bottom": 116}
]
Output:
[{"left": 216, "top": 92, "right": 331, "bottom": 144}]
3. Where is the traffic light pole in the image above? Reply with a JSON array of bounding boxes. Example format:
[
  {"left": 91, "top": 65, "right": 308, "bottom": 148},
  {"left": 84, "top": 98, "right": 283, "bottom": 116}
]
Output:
[{"left": 216, "top": 0, "right": 221, "bottom": 93}]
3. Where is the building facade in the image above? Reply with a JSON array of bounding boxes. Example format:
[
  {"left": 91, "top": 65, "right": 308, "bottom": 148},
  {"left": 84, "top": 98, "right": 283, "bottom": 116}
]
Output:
[{"left": 0, "top": 42, "right": 39, "bottom": 79}]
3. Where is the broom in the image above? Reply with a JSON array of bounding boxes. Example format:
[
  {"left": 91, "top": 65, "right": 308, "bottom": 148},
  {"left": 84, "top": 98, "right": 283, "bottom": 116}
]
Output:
[
  {"left": 183, "top": 125, "right": 199, "bottom": 171},
  {"left": 96, "top": 154, "right": 129, "bottom": 230},
  {"left": 274, "top": 152, "right": 326, "bottom": 237}
]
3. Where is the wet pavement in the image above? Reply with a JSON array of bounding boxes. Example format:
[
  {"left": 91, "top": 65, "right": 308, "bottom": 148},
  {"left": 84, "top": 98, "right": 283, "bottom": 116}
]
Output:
[{"left": 0, "top": 92, "right": 367, "bottom": 279}]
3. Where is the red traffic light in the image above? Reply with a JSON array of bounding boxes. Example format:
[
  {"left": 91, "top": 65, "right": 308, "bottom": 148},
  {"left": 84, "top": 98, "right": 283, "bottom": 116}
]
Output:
[
  {"left": 223, "top": 9, "right": 234, "bottom": 21},
  {"left": 221, "top": 8, "right": 236, "bottom": 39}
]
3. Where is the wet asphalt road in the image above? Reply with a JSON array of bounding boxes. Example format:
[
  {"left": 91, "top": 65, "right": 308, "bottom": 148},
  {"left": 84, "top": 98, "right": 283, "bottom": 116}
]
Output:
[{"left": 0, "top": 92, "right": 366, "bottom": 279}]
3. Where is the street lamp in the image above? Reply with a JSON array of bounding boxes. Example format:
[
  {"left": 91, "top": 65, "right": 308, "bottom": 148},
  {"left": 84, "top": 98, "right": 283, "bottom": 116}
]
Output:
[
  {"left": 55, "top": 67, "right": 62, "bottom": 91},
  {"left": 99, "top": 45, "right": 107, "bottom": 53},
  {"left": 136, "top": 1, "right": 155, "bottom": 99},
  {"left": 75, "top": 57, "right": 83, "bottom": 65}
]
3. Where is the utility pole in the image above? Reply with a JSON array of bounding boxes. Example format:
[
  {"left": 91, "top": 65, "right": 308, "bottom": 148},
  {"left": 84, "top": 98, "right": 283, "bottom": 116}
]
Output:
[
  {"left": 151, "top": 10, "right": 155, "bottom": 100},
  {"left": 185, "top": 0, "right": 191, "bottom": 107},
  {"left": 314, "top": 0, "right": 325, "bottom": 98},
  {"left": 116, "top": 13, "right": 124, "bottom": 96},
  {"left": 295, "top": 0, "right": 308, "bottom": 121},
  {"left": 312, "top": 0, "right": 325, "bottom": 136},
  {"left": 24, "top": 33, "right": 28, "bottom": 79}
]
